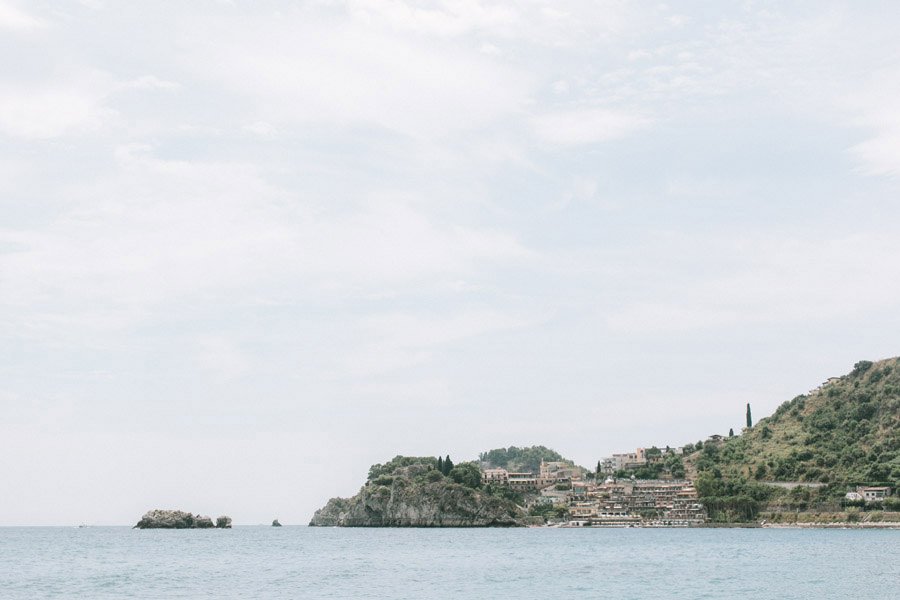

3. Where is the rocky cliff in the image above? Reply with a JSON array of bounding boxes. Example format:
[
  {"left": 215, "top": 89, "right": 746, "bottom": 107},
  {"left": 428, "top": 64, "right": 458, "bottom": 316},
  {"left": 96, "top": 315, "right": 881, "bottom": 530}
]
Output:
[{"left": 309, "top": 463, "right": 524, "bottom": 527}]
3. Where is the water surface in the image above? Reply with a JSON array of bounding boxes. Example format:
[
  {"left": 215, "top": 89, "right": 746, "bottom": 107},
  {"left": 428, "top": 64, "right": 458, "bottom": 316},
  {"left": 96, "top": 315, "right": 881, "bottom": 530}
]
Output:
[{"left": 1, "top": 526, "right": 896, "bottom": 598}]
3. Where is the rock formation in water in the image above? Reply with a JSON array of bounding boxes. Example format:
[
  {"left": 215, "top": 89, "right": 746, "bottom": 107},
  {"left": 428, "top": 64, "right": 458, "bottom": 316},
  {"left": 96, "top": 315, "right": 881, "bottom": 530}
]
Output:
[
  {"left": 309, "top": 462, "right": 524, "bottom": 527},
  {"left": 272, "top": 519, "right": 282, "bottom": 527},
  {"left": 134, "top": 509, "right": 230, "bottom": 529},
  {"left": 216, "top": 516, "right": 232, "bottom": 528}
]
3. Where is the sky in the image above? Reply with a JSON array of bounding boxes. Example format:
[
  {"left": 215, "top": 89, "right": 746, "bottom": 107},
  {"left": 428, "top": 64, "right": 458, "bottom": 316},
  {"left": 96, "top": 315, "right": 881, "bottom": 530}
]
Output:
[{"left": 2, "top": 0, "right": 900, "bottom": 526}]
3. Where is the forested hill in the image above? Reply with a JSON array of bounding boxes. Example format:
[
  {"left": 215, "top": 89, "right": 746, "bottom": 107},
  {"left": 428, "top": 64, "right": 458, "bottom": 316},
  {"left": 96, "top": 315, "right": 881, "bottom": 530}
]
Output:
[
  {"left": 693, "top": 357, "right": 900, "bottom": 487},
  {"left": 478, "top": 446, "right": 569, "bottom": 474}
]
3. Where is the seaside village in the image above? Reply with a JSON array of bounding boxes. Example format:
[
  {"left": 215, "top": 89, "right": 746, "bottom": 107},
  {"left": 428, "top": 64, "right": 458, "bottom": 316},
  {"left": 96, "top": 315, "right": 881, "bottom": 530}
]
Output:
[{"left": 481, "top": 449, "right": 708, "bottom": 527}]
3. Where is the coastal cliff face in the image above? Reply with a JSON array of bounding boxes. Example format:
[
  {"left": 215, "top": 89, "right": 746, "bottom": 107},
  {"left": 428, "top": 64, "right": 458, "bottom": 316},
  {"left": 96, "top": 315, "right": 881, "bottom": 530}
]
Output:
[{"left": 310, "top": 464, "right": 524, "bottom": 527}]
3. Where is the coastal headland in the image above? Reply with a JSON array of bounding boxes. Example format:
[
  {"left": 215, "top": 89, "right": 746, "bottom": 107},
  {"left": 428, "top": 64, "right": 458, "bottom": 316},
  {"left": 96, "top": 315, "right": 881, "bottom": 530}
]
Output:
[{"left": 311, "top": 358, "right": 900, "bottom": 528}]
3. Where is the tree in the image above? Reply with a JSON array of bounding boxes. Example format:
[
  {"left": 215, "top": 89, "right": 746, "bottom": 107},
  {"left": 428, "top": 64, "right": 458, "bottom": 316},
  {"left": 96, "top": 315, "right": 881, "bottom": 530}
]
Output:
[
  {"left": 437, "top": 456, "right": 443, "bottom": 474},
  {"left": 596, "top": 460, "right": 602, "bottom": 479},
  {"left": 368, "top": 456, "right": 438, "bottom": 481},
  {"left": 448, "top": 462, "right": 482, "bottom": 488},
  {"left": 746, "top": 403, "right": 753, "bottom": 429},
  {"left": 444, "top": 455, "right": 454, "bottom": 475},
  {"left": 478, "top": 446, "right": 566, "bottom": 474},
  {"left": 553, "top": 505, "right": 569, "bottom": 519},
  {"left": 729, "top": 428, "right": 734, "bottom": 437},
  {"left": 852, "top": 360, "right": 873, "bottom": 376}
]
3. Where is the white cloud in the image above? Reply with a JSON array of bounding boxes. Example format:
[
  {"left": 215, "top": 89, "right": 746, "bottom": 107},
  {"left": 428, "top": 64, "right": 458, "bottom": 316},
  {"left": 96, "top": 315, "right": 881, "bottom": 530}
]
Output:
[
  {"left": 193, "top": 335, "right": 251, "bottom": 380},
  {"left": 850, "top": 133, "right": 900, "bottom": 177},
  {"left": 0, "top": 149, "right": 530, "bottom": 342},
  {"left": 844, "top": 70, "right": 900, "bottom": 177},
  {"left": 298, "top": 201, "right": 529, "bottom": 285},
  {"left": 178, "top": 13, "right": 532, "bottom": 139},
  {"left": 346, "top": 0, "right": 517, "bottom": 38},
  {"left": 0, "top": 84, "right": 110, "bottom": 139},
  {"left": 242, "top": 121, "right": 277, "bottom": 138},
  {"left": 604, "top": 233, "right": 900, "bottom": 333},
  {"left": 364, "top": 309, "right": 535, "bottom": 349},
  {"left": 122, "top": 75, "right": 180, "bottom": 91},
  {"left": 0, "top": 1, "right": 44, "bottom": 31},
  {"left": 333, "top": 308, "right": 538, "bottom": 378},
  {"left": 532, "top": 107, "right": 651, "bottom": 145},
  {"left": 342, "top": 0, "right": 638, "bottom": 46}
]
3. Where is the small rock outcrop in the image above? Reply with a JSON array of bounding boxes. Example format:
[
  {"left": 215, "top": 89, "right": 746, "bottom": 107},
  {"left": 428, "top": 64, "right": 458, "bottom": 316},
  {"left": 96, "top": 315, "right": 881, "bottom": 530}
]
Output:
[
  {"left": 272, "top": 519, "right": 282, "bottom": 527},
  {"left": 134, "top": 509, "right": 230, "bottom": 529},
  {"left": 216, "top": 516, "right": 233, "bottom": 529},
  {"left": 309, "top": 462, "right": 524, "bottom": 527},
  {"left": 194, "top": 515, "right": 215, "bottom": 528}
]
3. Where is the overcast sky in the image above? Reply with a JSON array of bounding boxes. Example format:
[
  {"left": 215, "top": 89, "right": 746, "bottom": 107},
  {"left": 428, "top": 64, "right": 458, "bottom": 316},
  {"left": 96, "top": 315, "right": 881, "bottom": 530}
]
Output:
[{"left": 2, "top": 0, "right": 900, "bottom": 525}]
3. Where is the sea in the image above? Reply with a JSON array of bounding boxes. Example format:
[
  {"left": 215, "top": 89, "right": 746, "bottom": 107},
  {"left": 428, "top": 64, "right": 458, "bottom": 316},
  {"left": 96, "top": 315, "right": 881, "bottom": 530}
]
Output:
[{"left": 1, "top": 526, "right": 897, "bottom": 599}]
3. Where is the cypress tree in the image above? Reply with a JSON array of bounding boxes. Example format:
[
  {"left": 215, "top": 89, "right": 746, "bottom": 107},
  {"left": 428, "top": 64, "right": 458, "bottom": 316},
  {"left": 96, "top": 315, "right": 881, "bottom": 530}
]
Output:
[
  {"left": 444, "top": 455, "right": 454, "bottom": 474},
  {"left": 437, "top": 456, "right": 443, "bottom": 474},
  {"left": 729, "top": 428, "right": 734, "bottom": 437},
  {"left": 596, "top": 460, "right": 602, "bottom": 479},
  {"left": 746, "top": 403, "right": 753, "bottom": 428}
]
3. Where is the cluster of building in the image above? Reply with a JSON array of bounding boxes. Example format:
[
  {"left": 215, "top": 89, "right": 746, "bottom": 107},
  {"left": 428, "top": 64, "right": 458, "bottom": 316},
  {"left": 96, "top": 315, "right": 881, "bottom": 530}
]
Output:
[
  {"left": 481, "top": 459, "right": 706, "bottom": 526},
  {"left": 595, "top": 446, "right": 688, "bottom": 475},
  {"left": 598, "top": 448, "right": 655, "bottom": 473},
  {"left": 563, "top": 479, "right": 706, "bottom": 527},
  {"left": 482, "top": 460, "right": 582, "bottom": 491}
]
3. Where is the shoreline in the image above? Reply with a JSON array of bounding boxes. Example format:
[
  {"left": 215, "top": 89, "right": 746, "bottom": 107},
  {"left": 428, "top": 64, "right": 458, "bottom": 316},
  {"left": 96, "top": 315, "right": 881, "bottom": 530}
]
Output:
[
  {"left": 541, "top": 521, "right": 900, "bottom": 530},
  {"left": 761, "top": 522, "right": 900, "bottom": 529}
]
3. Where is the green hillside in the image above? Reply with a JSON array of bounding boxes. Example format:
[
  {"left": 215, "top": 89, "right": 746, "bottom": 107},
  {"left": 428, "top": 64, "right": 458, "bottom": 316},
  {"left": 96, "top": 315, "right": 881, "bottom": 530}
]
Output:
[
  {"left": 695, "top": 357, "right": 900, "bottom": 485},
  {"left": 685, "top": 357, "right": 900, "bottom": 521}
]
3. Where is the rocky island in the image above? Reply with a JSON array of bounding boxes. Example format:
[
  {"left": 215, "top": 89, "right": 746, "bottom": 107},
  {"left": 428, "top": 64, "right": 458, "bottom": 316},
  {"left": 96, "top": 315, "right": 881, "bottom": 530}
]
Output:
[
  {"left": 134, "top": 509, "right": 232, "bottom": 529},
  {"left": 310, "top": 458, "right": 524, "bottom": 527}
]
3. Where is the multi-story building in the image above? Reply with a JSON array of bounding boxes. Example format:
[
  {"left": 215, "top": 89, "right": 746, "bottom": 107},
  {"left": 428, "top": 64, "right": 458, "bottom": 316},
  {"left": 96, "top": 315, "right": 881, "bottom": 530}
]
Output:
[
  {"left": 608, "top": 448, "right": 648, "bottom": 471},
  {"left": 537, "top": 460, "right": 582, "bottom": 486},
  {"left": 507, "top": 472, "right": 538, "bottom": 491},
  {"left": 481, "top": 468, "right": 509, "bottom": 485},
  {"left": 566, "top": 479, "right": 706, "bottom": 526}
]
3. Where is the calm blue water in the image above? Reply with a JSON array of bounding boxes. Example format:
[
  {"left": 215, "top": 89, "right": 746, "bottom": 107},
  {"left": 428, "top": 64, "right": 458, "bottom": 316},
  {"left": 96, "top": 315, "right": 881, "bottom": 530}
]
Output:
[{"left": 1, "top": 527, "right": 897, "bottom": 598}]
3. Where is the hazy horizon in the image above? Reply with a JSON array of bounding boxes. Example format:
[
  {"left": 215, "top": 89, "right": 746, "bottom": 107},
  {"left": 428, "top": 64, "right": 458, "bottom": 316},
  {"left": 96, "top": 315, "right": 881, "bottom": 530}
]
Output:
[{"left": 3, "top": 1, "right": 900, "bottom": 526}]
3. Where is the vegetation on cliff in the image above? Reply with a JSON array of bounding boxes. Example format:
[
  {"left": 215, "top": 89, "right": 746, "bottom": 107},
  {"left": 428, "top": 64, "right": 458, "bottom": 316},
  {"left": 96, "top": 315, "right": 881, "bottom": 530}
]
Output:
[
  {"left": 478, "top": 445, "right": 568, "bottom": 474},
  {"left": 694, "top": 358, "right": 900, "bottom": 483},
  {"left": 688, "top": 357, "right": 900, "bottom": 521},
  {"left": 310, "top": 456, "right": 524, "bottom": 527}
]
